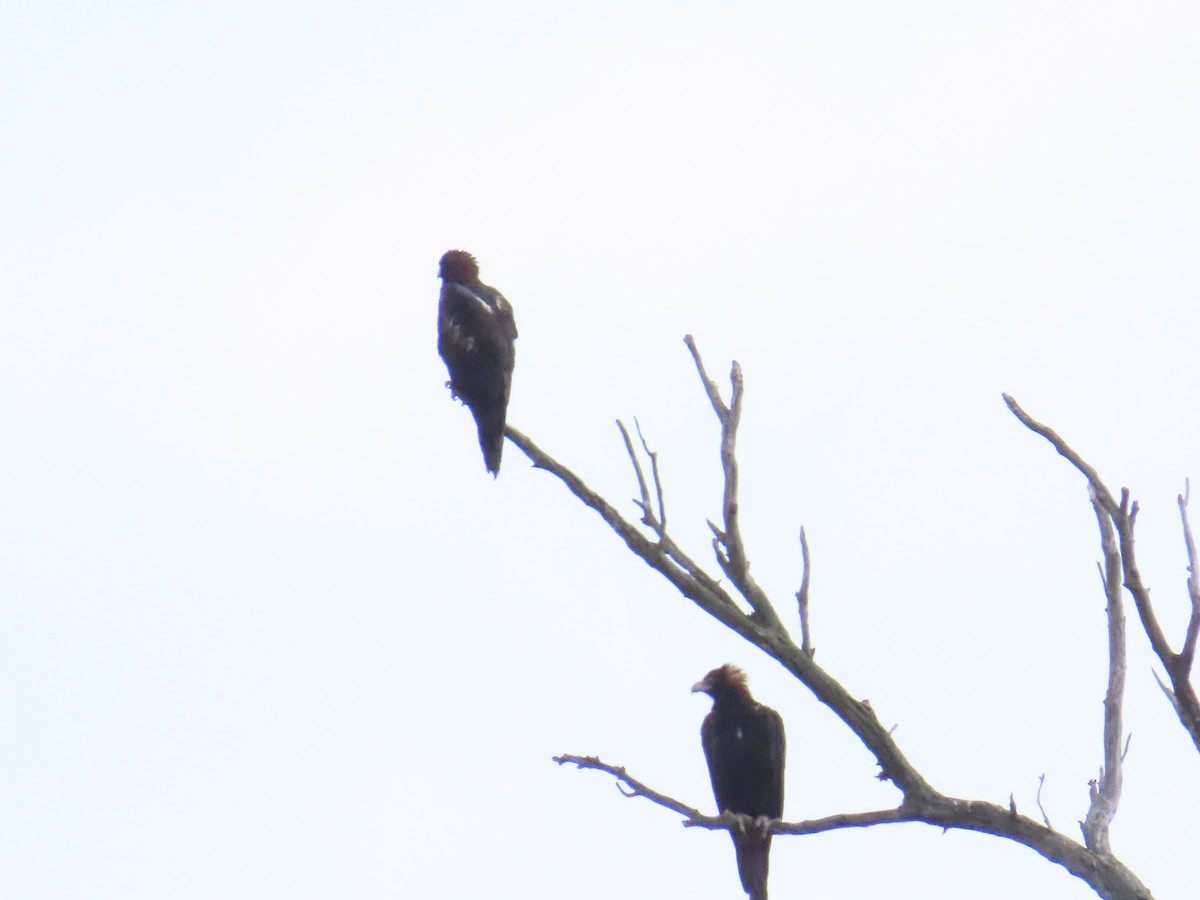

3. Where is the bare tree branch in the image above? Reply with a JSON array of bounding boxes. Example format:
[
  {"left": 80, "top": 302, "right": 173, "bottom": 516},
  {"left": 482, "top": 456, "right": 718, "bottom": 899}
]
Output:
[
  {"left": 1152, "top": 669, "right": 1179, "bottom": 713},
  {"left": 500, "top": 357, "right": 1166, "bottom": 900},
  {"left": 507, "top": 427, "right": 938, "bottom": 807},
  {"left": 684, "top": 334, "right": 786, "bottom": 633},
  {"left": 554, "top": 752, "right": 916, "bottom": 832},
  {"left": 1005, "top": 394, "right": 1200, "bottom": 755},
  {"left": 1081, "top": 491, "right": 1126, "bottom": 854},
  {"left": 634, "top": 418, "right": 667, "bottom": 536},
  {"left": 1037, "top": 774, "right": 1053, "bottom": 831},
  {"left": 616, "top": 420, "right": 655, "bottom": 532},
  {"left": 552, "top": 755, "right": 1152, "bottom": 900},
  {"left": 796, "top": 527, "right": 814, "bottom": 657},
  {"left": 553, "top": 754, "right": 706, "bottom": 821},
  {"left": 1177, "top": 482, "right": 1200, "bottom": 672},
  {"left": 506, "top": 425, "right": 741, "bottom": 629},
  {"left": 1001, "top": 395, "right": 1119, "bottom": 513}
]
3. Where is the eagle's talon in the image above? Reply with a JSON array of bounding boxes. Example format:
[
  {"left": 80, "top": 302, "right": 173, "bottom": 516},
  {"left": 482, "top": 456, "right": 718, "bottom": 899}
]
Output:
[{"left": 754, "top": 815, "right": 773, "bottom": 838}]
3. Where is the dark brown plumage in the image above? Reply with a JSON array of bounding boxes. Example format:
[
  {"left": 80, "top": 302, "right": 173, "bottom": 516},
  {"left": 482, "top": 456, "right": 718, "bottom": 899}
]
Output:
[
  {"left": 436, "top": 250, "right": 518, "bottom": 475},
  {"left": 692, "top": 664, "right": 786, "bottom": 900}
]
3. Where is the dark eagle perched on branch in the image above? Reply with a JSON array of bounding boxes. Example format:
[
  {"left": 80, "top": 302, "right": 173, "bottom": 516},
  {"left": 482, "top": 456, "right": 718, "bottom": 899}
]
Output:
[
  {"left": 693, "top": 664, "right": 787, "bottom": 900},
  {"left": 437, "top": 250, "right": 518, "bottom": 475}
]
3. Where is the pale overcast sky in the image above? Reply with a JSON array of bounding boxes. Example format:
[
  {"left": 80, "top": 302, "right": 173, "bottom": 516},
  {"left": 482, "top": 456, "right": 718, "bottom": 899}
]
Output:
[{"left": 3, "top": 2, "right": 1199, "bottom": 898}]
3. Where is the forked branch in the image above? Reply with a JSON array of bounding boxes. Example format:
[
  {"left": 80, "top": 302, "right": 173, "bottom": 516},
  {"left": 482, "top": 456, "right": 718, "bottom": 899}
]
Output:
[
  {"left": 684, "top": 334, "right": 785, "bottom": 632},
  {"left": 501, "top": 350, "right": 1156, "bottom": 900},
  {"left": 1005, "top": 394, "right": 1200, "bottom": 755},
  {"left": 510, "top": 345, "right": 934, "bottom": 805}
]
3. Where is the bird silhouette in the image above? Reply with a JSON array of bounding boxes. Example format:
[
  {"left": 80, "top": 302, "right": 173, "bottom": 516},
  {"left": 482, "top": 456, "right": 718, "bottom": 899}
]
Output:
[
  {"left": 693, "top": 664, "right": 787, "bottom": 900},
  {"left": 436, "top": 250, "right": 518, "bottom": 475}
]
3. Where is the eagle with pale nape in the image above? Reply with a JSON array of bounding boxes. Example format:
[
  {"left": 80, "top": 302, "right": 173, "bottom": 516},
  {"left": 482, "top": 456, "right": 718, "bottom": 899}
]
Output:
[
  {"left": 436, "top": 250, "right": 518, "bottom": 476},
  {"left": 692, "top": 664, "right": 787, "bottom": 900}
]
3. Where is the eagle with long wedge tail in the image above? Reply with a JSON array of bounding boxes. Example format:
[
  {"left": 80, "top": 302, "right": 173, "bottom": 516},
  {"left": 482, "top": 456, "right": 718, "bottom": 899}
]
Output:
[
  {"left": 692, "top": 664, "right": 787, "bottom": 900},
  {"left": 436, "top": 250, "right": 518, "bottom": 476}
]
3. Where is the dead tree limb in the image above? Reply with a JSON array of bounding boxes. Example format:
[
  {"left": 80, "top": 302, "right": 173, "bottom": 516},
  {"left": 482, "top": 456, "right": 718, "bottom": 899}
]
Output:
[
  {"left": 796, "top": 527, "right": 814, "bottom": 658},
  {"left": 1082, "top": 490, "right": 1126, "bottom": 855},
  {"left": 1005, "top": 394, "right": 1200, "bottom": 755},
  {"left": 1176, "top": 483, "right": 1200, "bottom": 674},
  {"left": 682, "top": 335, "right": 787, "bottom": 632},
  {"left": 501, "top": 344, "right": 1156, "bottom": 900},
  {"left": 552, "top": 754, "right": 1150, "bottom": 900}
]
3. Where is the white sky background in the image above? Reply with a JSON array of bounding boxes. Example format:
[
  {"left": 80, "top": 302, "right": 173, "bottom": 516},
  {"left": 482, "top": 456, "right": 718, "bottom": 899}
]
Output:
[{"left": 2, "top": 1, "right": 1199, "bottom": 897}]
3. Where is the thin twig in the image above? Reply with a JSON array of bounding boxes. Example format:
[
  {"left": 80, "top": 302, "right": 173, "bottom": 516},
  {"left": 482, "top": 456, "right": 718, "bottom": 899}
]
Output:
[
  {"left": 553, "top": 754, "right": 705, "bottom": 821},
  {"left": 1151, "top": 669, "right": 1178, "bottom": 713},
  {"left": 616, "top": 420, "right": 654, "bottom": 530},
  {"left": 685, "top": 334, "right": 785, "bottom": 632},
  {"left": 1036, "top": 774, "right": 1053, "bottom": 831},
  {"left": 635, "top": 418, "right": 667, "bottom": 534},
  {"left": 1177, "top": 482, "right": 1200, "bottom": 673},
  {"left": 796, "top": 527, "right": 814, "bottom": 657}
]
